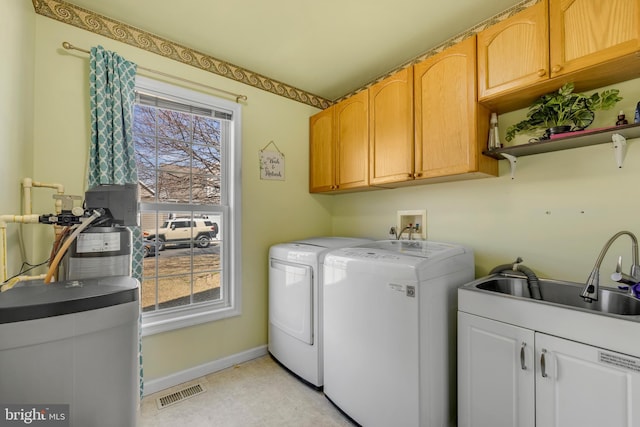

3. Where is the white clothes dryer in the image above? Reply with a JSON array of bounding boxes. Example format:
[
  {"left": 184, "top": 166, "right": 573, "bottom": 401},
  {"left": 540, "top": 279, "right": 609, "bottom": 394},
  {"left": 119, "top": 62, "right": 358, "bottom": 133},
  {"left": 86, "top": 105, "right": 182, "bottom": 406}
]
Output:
[
  {"left": 323, "top": 240, "right": 474, "bottom": 427},
  {"left": 268, "top": 236, "right": 372, "bottom": 388}
]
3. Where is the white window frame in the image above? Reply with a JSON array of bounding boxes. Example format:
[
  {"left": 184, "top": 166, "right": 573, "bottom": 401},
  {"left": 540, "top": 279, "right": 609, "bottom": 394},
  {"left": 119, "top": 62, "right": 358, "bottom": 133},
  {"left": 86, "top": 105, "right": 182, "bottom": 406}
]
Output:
[{"left": 135, "top": 76, "right": 242, "bottom": 336}]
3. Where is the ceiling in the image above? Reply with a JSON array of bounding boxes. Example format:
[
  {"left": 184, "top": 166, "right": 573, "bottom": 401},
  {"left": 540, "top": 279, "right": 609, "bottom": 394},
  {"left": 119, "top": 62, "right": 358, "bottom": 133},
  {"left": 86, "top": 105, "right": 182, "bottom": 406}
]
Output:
[{"left": 63, "top": 0, "right": 524, "bottom": 101}]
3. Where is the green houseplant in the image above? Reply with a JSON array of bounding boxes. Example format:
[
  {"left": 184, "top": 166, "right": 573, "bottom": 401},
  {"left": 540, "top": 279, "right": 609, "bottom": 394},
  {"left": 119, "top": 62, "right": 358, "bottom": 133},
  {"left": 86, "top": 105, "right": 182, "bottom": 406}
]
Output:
[{"left": 505, "top": 82, "right": 622, "bottom": 142}]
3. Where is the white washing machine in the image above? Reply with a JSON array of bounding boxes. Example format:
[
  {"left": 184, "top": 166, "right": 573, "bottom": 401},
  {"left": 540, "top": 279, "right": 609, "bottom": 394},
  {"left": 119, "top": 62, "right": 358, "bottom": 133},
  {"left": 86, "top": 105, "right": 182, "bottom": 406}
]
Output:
[
  {"left": 268, "top": 236, "right": 372, "bottom": 388},
  {"left": 323, "top": 240, "right": 474, "bottom": 427}
]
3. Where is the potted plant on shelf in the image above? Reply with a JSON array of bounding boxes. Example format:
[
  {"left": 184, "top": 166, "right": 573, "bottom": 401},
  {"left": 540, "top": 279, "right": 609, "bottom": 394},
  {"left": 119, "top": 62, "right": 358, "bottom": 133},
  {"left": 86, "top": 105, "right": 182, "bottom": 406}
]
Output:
[{"left": 505, "top": 82, "right": 622, "bottom": 143}]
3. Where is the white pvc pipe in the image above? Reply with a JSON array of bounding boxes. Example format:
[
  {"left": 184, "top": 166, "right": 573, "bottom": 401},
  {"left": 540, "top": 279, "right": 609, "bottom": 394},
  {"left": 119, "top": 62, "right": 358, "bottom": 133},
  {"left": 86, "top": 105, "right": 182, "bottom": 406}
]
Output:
[
  {"left": 21, "top": 178, "right": 67, "bottom": 265},
  {"left": 0, "top": 214, "right": 43, "bottom": 283},
  {"left": 31, "top": 180, "right": 65, "bottom": 214},
  {"left": 0, "top": 215, "right": 41, "bottom": 225},
  {"left": 31, "top": 180, "right": 64, "bottom": 194},
  {"left": 0, "top": 225, "right": 6, "bottom": 283},
  {"left": 4, "top": 178, "right": 67, "bottom": 284},
  {"left": 22, "top": 177, "right": 32, "bottom": 215}
]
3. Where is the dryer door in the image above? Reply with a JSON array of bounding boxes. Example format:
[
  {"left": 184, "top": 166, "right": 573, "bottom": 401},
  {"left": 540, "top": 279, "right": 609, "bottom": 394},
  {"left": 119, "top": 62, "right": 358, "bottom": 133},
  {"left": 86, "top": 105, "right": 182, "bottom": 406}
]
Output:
[{"left": 269, "top": 259, "right": 313, "bottom": 344}]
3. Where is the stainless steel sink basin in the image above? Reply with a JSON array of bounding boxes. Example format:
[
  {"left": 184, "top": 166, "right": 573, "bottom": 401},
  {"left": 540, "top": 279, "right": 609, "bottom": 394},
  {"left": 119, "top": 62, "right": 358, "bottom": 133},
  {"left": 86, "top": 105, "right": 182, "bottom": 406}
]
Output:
[{"left": 471, "top": 275, "right": 640, "bottom": 316}]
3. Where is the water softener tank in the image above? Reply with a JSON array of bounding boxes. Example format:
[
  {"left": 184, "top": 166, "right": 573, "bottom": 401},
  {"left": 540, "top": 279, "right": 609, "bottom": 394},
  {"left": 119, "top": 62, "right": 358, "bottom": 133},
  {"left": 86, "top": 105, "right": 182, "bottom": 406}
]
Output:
[
  {"left": 62, "top": 226, "right": 132, "bottom": 280},
  {"left": 0, "top": 276, "right": 140, "bottom": 426}
]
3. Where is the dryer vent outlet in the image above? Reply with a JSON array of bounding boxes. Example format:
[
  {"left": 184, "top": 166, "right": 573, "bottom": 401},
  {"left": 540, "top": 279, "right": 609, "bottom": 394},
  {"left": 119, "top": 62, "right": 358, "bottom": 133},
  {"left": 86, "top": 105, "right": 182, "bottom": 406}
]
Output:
[{"left": 396, "top": 210, "right": 427, "bottom": 240}]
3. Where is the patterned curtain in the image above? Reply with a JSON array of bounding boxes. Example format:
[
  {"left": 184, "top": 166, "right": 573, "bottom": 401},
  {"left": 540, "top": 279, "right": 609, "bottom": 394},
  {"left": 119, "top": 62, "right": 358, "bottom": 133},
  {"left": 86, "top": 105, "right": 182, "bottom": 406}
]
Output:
[{"left": 89, "top": 45, "right": 144, "bottom": 398}]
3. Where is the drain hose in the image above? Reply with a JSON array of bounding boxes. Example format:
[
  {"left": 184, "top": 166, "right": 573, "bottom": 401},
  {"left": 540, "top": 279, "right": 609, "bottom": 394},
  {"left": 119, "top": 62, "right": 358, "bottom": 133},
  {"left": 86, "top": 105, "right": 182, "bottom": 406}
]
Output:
[{"left": 490, "top": 262, "right": 542, "bottom": 300}]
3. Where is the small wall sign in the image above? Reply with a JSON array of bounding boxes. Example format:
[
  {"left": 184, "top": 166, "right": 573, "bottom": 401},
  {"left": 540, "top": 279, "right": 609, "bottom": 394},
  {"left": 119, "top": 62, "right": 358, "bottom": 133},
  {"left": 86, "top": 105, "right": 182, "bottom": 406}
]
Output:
[{"left": 259, "top": 141, "right": 285, "bottom": 181}]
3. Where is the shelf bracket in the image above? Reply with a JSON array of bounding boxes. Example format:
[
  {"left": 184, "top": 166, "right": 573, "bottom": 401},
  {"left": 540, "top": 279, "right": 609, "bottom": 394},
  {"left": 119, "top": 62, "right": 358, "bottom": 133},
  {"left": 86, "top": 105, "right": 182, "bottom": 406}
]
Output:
[
  {"left": 501, "top": 153, "right": 518, "bottom": 179},
  {"left": 612, "top": 133, "right": 627, "bottom": 168}
]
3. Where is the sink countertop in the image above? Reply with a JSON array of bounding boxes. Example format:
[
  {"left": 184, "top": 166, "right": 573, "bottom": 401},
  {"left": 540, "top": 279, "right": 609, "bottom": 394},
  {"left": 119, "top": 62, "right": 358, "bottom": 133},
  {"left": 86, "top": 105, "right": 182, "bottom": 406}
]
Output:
[{"left": 458, "top": 283, "right": 640, "bottom": 358}]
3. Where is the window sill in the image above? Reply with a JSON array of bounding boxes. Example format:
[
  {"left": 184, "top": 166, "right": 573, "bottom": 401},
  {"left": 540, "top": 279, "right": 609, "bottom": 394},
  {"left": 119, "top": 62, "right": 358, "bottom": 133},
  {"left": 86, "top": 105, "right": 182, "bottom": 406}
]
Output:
[{"left": 141, "top": 302, "right": 241, "bottom": 336}]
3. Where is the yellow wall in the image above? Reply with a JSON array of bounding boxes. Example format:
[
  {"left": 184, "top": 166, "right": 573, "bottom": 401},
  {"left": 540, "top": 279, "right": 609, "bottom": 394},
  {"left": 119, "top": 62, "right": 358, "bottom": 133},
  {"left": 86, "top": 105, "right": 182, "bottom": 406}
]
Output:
[
  {"left": 0, "top": 0, "right": 35, "bottom": 278},
  {"left": 333, "top": 78, "right": 640, "bottom": 284},
  {"left": 29, "top": 16, "right": 333, "bottom": 380},
  {"left": 10, "top": 1, "right": 640, "bottom": 388}
]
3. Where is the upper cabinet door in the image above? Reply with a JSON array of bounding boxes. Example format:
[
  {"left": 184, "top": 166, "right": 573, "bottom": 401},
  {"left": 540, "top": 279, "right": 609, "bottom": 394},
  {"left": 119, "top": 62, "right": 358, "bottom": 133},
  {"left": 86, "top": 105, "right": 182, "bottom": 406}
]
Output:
[
  {"left": 549, "top": 0, "right": 640, "bottom": 77},
  {"left": 478, "top": 0, "right": 549, "bottom": 100},
  {"left": 309, "top": 106, "right": 336, "bottom": 193},
  {"left": 369, "top": 67, "right": 415, "bottom": 185},
  {"left": 334, "top": 90, "right": 369, "bottom": 190},
  {"left": 414, "top": 36, "right": 489, "bottom": 179}
]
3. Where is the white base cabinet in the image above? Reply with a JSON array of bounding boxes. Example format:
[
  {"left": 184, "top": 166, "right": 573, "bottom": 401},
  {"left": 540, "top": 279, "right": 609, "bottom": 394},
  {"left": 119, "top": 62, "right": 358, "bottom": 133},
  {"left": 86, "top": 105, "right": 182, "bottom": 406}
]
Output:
[
  {"left": 459, "top": 312, "right": 640, "bottom": 427},
  {"left": 458, "top": 313, "right": 535, "bottom": 427},
  {"left": 536, "top": 332, "right": 640, "bottom": 427}
]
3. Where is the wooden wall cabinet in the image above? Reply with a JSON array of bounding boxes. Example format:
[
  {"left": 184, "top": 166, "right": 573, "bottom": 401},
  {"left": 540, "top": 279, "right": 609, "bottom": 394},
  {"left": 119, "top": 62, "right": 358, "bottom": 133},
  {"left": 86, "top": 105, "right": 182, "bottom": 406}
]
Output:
[
  {"left": 369, "top": 67, "right": 415, "bottom": 186},
  {"left": 309, "top": 90, "right": 369, "bottom": 193},
  {"left": 310, "top": 36, "right": 497, "bottom": 193},
  {"left": 413, "top": 36, "right": 497, "bottom": 183},
  {"left": 549, "top": 0, "right": 640, "bottom": 76},
  {"left": 309, "top": 106, "right": 334, "bottom": 192},
  {"left": 479, "top": 0, "right": 640, "bottom": 112},
  {"left": 477, "top": 0, "right": 549, "bottom": 100}
]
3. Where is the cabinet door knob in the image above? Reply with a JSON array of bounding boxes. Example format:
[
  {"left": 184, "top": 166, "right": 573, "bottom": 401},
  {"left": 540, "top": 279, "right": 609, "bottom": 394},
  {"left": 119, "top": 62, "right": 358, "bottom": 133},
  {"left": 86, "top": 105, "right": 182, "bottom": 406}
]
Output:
[
  {"left": 540, "top": 349, "right": 548, "bottom": 378},
  {"left": 537, "top": 69, "right": 546, "bottom": 77},
  {"left": 551, "top": 65, "right": 563, "bottom": 73},
  {"left": 520, "top": 342, "right": 527, "bottom": 370},
  {"left": 408, "top": 173, "right": 413, "bottom": 178},
  {"left": 414, "top": 172, "right": 423, "bottom": 178}
]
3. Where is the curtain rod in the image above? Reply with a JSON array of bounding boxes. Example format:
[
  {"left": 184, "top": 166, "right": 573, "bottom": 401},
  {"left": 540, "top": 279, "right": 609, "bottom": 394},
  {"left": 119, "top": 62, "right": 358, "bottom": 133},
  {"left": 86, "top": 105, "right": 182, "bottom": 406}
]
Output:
[{"left": 62, "top": 42, "right": 248, "bottom": 103}]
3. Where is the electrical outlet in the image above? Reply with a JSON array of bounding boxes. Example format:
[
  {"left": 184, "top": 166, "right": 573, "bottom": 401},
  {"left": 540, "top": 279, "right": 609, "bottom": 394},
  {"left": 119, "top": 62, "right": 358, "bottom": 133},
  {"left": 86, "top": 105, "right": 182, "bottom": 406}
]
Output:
[{"left": 397, "top": 210, "right": 427, "bottom": 240}]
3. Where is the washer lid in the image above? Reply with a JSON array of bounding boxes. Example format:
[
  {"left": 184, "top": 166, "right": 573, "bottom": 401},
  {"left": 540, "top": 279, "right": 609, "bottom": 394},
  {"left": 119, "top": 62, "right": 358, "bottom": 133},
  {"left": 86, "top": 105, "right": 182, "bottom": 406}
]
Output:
[
  {"left": 292, "top": 236, "right": 372, "bottom": 249},
  {"left": 355, "top": 240, "right": 467, "bottom": 259},
  {"left": 270, "top": 237, "right": 372, "bottom": 266},
  {"left": 0, "top": 276, "right": 139, "bottom": 324}
]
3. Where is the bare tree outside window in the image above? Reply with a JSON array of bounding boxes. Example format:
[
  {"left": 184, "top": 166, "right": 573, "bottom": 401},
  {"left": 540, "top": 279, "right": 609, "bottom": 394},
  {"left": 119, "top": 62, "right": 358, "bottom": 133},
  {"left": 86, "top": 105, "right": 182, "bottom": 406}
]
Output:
[{"left": 134, "top": 106, "right": 222, "bottom": 204}]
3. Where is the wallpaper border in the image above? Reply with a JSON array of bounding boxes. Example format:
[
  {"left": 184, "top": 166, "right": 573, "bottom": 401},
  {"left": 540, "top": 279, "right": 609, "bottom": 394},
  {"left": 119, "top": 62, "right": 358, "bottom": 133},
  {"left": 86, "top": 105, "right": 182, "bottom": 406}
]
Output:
[
  {"left": 335, "top": 0, "right": 539, "bottom": 103},
  {"left": 33, "top": 0, "right": 537, "bottom": 109},
  {"left": 32, "top": 0, "right": 333, "bottom": 109}
]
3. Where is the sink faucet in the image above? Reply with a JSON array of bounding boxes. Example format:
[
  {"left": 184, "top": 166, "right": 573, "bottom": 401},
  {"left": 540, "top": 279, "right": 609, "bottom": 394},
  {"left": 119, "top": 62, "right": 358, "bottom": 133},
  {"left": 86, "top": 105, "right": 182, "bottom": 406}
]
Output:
[{"left": 581, "top": 231, "right": 640, "bottom": 302}]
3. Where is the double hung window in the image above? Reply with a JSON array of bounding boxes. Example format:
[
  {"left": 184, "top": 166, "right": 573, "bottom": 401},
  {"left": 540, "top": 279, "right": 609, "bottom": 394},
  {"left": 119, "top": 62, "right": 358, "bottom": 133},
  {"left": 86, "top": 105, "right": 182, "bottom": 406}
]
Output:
[{"left": 133, "top": 76, "right": 241, "bottom": 335}]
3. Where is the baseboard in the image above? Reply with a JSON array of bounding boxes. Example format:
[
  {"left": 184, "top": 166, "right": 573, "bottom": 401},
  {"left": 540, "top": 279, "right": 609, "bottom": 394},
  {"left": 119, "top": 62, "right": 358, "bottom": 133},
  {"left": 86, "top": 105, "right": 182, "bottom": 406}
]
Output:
[{"left": 142, "top": 345, "right": 268, "bottom": 396}]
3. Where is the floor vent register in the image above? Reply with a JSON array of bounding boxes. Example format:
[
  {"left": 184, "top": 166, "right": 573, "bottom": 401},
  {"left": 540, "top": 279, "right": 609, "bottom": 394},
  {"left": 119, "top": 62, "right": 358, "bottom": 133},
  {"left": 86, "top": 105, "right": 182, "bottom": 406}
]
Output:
[{"left": 156, "top": 383, "right": 207, "bottom": 409}]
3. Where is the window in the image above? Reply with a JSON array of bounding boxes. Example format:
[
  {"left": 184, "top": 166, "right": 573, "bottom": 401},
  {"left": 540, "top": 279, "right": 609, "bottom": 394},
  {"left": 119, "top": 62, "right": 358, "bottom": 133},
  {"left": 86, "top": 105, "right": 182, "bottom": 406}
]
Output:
[{"left": 134, "top": 76, "right": 242, "bottom": 335}]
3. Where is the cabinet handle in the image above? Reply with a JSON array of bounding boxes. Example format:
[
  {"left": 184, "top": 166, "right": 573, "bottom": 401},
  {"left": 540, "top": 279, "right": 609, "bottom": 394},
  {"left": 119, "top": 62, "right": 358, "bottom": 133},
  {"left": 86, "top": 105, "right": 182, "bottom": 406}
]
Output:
[
  {"left": 551, "top": 65, "right": 563, "bottom": 73},
  {"left": 414, "top": 172, "right": 423, "bottom": 178},
  {"left": 520, "top": 342, "right": 527, "bottom": 370},
  {"left": 408, "top": 173, "right": 413, "bottom": 178},
  {"left": 537, "top": 69, "right": 546, "bottom": 77},
  {"left": 540, "top": 349, "right": 548, "bottom": 378}
]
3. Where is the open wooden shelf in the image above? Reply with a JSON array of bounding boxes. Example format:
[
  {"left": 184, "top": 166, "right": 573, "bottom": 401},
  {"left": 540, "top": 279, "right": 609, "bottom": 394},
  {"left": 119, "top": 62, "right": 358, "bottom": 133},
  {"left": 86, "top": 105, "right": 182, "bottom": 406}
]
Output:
[{"left": 483, "top": 122, "right": 640, "bottom": 160}]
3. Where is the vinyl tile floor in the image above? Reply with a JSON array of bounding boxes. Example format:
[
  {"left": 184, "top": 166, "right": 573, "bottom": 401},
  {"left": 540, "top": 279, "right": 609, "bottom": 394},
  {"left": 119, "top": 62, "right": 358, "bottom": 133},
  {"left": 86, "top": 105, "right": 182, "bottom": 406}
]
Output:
[{"left": 138, "top": 355, "right": 356, "bottom": 426}]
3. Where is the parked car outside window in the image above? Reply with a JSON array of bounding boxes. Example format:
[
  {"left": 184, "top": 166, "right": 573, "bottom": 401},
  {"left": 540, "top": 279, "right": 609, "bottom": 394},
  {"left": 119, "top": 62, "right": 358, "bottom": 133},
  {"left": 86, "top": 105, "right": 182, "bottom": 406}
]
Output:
[{"left": 143, "top": 217, "right": 219, "bottom": 250}]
